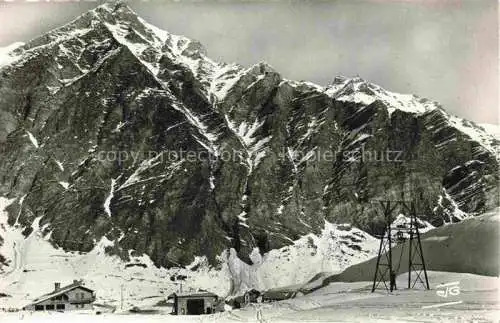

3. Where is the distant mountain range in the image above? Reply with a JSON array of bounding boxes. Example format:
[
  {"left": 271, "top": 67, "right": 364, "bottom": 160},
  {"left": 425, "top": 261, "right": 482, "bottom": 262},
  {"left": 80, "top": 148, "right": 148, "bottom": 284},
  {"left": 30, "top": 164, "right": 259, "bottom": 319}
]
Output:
[{"left": 0, "top": 2, "right": 498, "bottom": 273}]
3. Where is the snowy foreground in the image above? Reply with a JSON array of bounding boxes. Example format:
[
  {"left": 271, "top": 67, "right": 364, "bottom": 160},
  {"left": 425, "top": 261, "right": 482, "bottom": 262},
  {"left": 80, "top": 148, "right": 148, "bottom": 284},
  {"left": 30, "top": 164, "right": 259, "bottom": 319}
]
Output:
[
  {"left": 1, "top": 271, "right": 498, "bottom": 322},
  {"left": 0, "top": 197, "right": 379, "bottom": 310}
]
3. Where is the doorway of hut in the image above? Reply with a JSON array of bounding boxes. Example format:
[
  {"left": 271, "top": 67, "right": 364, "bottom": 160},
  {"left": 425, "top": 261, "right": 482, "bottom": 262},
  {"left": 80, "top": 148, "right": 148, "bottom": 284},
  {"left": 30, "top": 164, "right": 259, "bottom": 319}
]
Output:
[{"left": 186, "top": 299, "right": 204, "bottom": 315}]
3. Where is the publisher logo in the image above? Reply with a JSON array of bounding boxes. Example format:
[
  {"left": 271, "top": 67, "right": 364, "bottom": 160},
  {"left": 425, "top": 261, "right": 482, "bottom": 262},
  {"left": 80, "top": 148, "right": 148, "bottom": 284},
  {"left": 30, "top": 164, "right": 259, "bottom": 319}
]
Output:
[{"left": 436, "top": 281, "right": 460, "bottom": 298}]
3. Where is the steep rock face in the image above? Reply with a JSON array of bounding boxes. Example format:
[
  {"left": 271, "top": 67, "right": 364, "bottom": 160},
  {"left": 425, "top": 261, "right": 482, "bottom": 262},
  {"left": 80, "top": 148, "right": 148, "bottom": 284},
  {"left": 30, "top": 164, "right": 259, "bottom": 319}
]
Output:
[{"left": 0, "top": 3, "right": 498, "bottom": 269}]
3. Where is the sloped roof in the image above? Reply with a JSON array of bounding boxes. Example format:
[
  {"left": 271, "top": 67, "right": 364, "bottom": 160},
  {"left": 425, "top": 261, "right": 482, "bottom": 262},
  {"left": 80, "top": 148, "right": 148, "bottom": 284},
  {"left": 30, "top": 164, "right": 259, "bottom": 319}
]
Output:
[
  {"left": 245, "top": 289, "right": 261, "bottom": 296},
  {"left": 28, "top": 281, "right": 94, "bottom": 305},
  {"left": 168, "top": 291, "right": 218, "bottom": 299},
  {"left": 262, "top": 289, "right": 296, "bottom": 300}
]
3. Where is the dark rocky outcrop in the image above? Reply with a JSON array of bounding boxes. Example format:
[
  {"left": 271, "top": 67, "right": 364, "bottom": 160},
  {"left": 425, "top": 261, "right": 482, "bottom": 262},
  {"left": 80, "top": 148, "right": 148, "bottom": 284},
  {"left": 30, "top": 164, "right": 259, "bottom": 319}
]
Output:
[{"left": 0, "top": 3, "right": 498, "bottom": 269}]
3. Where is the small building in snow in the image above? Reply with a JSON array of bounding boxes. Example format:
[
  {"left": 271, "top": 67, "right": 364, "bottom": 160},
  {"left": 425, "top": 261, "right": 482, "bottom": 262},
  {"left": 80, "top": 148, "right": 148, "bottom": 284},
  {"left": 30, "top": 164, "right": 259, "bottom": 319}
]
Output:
[
  {"left": 23, "top": 280, "right": 96, "bottom": 312},
  {"left": 168, "top": 291, "right": 222, "bottom": 315},
  {"left": 261, "top": 288, "right": 297, "bottom": 303},
  {"left": 244, "top": 289, "right": 262, "bottom": 305},
  {"left": 229, "top": 289, "right": 263, "bottom": 309}
]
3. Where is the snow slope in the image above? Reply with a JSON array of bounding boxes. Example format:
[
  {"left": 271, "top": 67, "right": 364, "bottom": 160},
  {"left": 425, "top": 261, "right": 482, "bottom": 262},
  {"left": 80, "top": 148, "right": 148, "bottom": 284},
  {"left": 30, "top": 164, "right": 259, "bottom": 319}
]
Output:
[
  {"left": 237, "top": 271, "right": 499, "bottom": 323},
  {"left": 227, "top": 222, "right": 379, "bottom": 295},
  {"left": 320, "top": 208, "right": 499, "bottom": 287},
  {"left": 0, "top": 197, "right": 230, "bottom": 310},
  {"left": 0, "top": 271, "right": 497, "bottom": 322},
  {"left": 0, "top": 197, "right": 378, "bottom": 310},
  {"left": 0, "top": 3, "right": 497, "bottom": 318}
]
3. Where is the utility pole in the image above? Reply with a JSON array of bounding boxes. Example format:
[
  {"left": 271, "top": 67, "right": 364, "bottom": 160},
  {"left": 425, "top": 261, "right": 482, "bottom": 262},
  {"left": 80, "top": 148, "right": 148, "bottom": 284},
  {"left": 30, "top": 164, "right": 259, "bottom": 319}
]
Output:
[
  {"left": 171, "top": 274, "right": 187, "bottom": 294},
  {"left": 120, "top": 284, "right": 124, "bottom": 310}
]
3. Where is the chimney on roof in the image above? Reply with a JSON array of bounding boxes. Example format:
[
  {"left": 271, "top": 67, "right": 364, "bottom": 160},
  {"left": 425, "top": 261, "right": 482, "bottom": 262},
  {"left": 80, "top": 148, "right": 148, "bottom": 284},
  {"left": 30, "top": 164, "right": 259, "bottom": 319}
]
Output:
[
  {"left": 73, "top": 279, "right": 79, "bottom": 284},
  {"left": 54, "top": 282, "right": 61, "bottom": 291}
]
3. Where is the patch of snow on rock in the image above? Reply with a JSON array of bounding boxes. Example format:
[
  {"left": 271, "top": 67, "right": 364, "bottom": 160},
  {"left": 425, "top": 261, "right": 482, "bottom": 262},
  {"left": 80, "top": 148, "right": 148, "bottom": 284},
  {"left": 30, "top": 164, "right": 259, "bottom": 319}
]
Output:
[{"left": 26, "top": 131, "right": 39, "bottom": 148}]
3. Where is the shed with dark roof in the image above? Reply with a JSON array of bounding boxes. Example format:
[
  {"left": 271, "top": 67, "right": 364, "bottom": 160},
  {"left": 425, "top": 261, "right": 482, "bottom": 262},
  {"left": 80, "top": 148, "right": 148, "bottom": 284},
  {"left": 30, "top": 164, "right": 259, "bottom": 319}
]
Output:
[{"left": 167, "top": 291, "right": 222, "bottom": 315}]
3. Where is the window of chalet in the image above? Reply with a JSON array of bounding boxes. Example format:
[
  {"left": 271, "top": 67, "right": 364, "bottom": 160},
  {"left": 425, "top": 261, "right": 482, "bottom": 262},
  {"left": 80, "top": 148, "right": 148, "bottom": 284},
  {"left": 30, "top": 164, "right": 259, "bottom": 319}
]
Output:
[
  {"left": 35, "top": 305, "right": 43, "bottom": 311},
  {"left": 56, "top": 304, "right": 65, "bottom": 310},
  {"left": 45, "top": 305, "right": 55, "bottom": 310},
  {"left": 52, "top": 294, "right": 68, "bottom": 301}
]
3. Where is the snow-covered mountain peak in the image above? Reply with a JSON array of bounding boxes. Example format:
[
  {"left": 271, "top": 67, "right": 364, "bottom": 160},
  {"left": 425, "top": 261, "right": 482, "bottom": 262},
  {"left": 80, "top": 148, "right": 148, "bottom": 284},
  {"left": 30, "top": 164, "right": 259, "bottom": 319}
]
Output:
[
  {"left": 445, "top": 115, "right": 500, "bottom": 157},
  {"left": 90, "top": 2, "right": 208, "bottom": 60},
  {"left": 0, "top": 1, "right": 498, "bottom": 292},
  {"left": 0, "top": 3, "right": 202, "bottom": 66},
  {"left": 0, "top": 42, "right": 25, "bottom": 54},
  {"left": 480, "top": 123, "right": 500, "bottom": 140},
  {"left": 0, "top": 42, "right": 24, "bottom": 68},
  {"left": 281, "top": 75, "right": 439, "bottom": 120},
  {"left": 325, "top": 76, "right": 439, "bottom": 116},
  {"left": 91, "top": 2, "right": 238, "bottom": 100},
  {"left": 5, "top": 1, "right": 282, "bottom": 104}
]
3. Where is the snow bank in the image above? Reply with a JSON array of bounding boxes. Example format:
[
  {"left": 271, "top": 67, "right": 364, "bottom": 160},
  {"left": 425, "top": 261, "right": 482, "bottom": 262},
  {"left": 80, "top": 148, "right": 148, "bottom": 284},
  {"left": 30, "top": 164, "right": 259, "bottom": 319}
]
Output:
[
  {"left": 1, "top": 195, "right": 378, "bottom": 310},
  {"left": 226, "top": 222, "right": 379, "bottom": 295},
  {"left": 0, "top": 197, "right": 231, "bottom": 310}
]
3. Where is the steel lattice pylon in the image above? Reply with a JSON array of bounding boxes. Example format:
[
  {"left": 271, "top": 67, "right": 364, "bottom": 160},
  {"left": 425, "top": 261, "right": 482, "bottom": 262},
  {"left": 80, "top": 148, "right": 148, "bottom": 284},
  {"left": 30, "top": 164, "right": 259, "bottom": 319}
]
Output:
[
  {"left": 404, "top": 200, "right": 430, "bottom": 290},
  {"left": 371, "top": 200, "right": 430, "bottom": 293}
]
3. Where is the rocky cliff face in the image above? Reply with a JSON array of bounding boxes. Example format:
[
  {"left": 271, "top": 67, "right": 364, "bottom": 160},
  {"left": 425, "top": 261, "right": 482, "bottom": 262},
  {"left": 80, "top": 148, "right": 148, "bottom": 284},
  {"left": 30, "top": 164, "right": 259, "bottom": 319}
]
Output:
[{"left": 0, "top": 3, "right": 498, "bottom": 269}]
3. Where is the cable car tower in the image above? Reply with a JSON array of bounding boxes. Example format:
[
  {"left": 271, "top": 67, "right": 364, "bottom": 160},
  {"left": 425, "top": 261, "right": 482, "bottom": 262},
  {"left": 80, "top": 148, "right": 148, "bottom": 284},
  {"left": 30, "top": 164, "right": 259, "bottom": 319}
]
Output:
[{"left": 371, "top": 199, "right": 430, "bottom": 292}]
